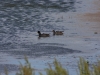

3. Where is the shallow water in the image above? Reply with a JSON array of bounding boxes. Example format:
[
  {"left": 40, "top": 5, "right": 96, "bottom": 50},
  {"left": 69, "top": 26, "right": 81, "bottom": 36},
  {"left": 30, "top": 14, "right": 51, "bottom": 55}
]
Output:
[
  {"left": 0, "top": 0, "right": 100, "bottom": 75},
  {"left": 0, "top": 0, "right": 79, "bottom": 57}
]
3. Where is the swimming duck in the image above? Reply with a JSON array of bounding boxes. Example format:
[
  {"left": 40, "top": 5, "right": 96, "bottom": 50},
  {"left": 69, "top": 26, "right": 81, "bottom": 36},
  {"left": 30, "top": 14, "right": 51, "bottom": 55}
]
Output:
[
  {"left": 52, "top": 30, "right": 63, "bottom": 35},
  {"left": 37, "top": 31, "right": 50, "bottom": 37}
]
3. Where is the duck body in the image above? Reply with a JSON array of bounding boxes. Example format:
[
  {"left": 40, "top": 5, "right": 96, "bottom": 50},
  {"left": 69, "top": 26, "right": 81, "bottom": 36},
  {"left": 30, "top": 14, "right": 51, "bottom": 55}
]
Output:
[
  {"left": 37, "top": 31, "right": 50, "bottom": 37},
  {"left": 53, "top": 30, "right": 63, "bottom": 35}
]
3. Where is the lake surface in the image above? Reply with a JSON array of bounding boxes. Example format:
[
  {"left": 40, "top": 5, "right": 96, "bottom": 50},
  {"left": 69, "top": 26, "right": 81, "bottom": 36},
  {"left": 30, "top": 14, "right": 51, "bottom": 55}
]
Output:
[
  {"left": 0, "top": 0, "right": 100, "bottom": 75},
  {"left": 0, "top": 0, "right": 81, "bottom": 57}
]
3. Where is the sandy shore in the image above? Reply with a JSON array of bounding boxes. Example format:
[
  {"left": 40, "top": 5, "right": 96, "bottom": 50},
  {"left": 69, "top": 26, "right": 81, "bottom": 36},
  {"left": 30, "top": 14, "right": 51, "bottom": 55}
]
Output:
[{"left": 78, "top": 0, "right": 100, "bottom": 33}]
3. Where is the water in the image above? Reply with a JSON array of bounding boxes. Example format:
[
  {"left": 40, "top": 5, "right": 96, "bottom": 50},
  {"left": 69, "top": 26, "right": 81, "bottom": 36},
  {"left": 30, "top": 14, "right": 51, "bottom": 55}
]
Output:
[
  {"left": 0, "top": 0, "right": 81, "bottom": 73},
  {"left": 0, "top": 0, "right": 76, "bottom": 32},
  {"left": 0, "top": 0, "right": 79, "bottom": 56},
  {"left": 1, "top": 0, "right": 99, "bottom": 74}
]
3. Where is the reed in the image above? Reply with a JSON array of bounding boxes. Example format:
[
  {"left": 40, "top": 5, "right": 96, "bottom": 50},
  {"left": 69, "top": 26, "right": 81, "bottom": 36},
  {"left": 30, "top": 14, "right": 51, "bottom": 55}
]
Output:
[
  {"left": 1, "top": 57, "right": 100, "bottom": 75},
  {"left": 93, "top": 60, "right": 100, "bottom": 75},
  {"left": 4, "top": 67, "right": 8, "bottom": 75},
  {"left": 45, "top": 59, "right": 69, "bottom": 75},
  {"left": 16, "top": 56, "right": 34, "bottom": 75},
  {"left": 78, "top": 57, "right": 91, "bottom": 75}
]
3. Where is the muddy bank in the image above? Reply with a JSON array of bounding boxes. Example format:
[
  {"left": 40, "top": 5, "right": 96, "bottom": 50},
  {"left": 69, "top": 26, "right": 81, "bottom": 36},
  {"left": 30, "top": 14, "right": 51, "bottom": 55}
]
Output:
[
  {"left": 77, "top": 0, "right": 100, "bottom": 33},
  {"left": 82, "top": 12, "right": 100, "bottom": 22}
]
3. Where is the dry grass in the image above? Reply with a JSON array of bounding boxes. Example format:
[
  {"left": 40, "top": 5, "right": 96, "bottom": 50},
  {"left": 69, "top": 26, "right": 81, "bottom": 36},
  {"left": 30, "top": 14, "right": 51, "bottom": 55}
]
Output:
[
  {"left": 78, "top": 57, "right": 91, "bottom": 75},
  {"left": 93, "top": 60, "right": 100, "bottom": 75},
  {"left": 1, "top": 57, "right": 100, "bottom": 75},
  {"left": 16, "top": 56, "right": 34, "bottom": 75},
  {"left": 78, "top": 57, "right": 100, "bottom": 75},
  {"left": 45, "top": 59, "right": 68, "bottom": 75}
]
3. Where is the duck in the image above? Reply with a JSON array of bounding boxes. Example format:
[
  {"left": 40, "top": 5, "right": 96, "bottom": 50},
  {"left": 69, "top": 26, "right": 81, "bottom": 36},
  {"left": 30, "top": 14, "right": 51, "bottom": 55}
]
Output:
[
  {"left": 37, "top": 31, "right": 50, "bottom": 37},
  {"left": 52, "top": 30, "right": 63, "bottom": 35}
]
